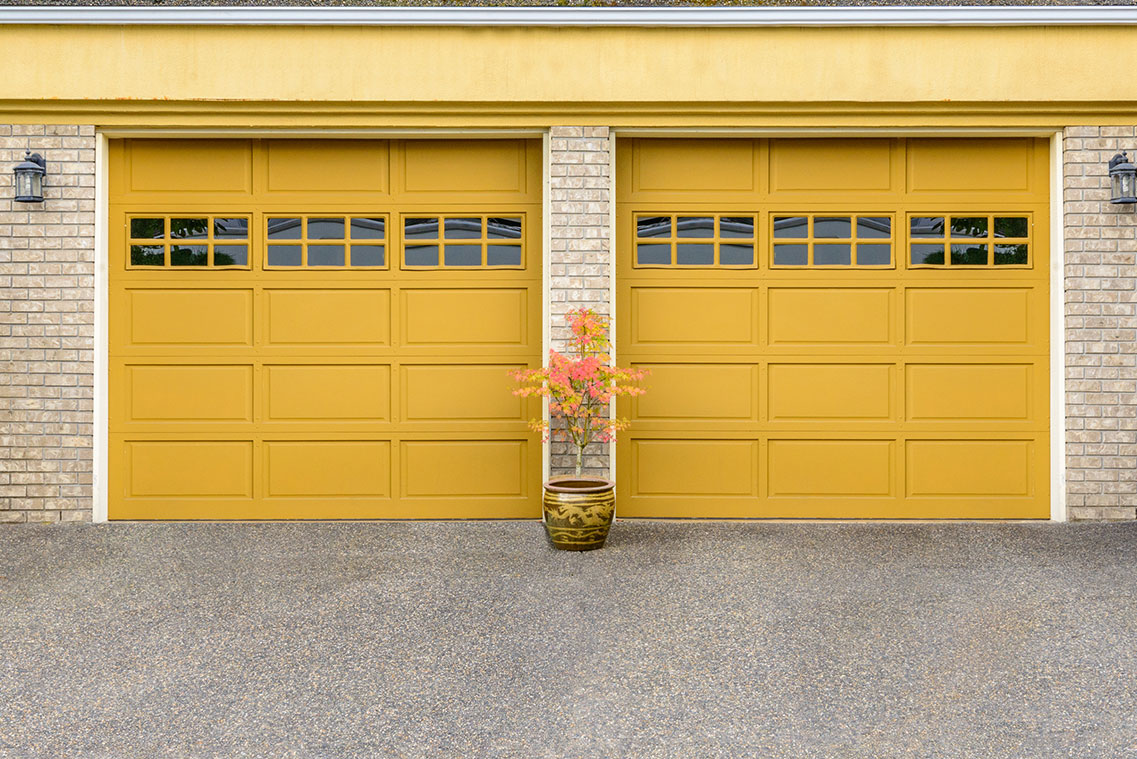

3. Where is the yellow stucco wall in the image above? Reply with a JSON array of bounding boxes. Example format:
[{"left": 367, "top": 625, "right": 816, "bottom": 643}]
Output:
[{"left": 2, "top": 24, "right": 1135, "bottom": 126}]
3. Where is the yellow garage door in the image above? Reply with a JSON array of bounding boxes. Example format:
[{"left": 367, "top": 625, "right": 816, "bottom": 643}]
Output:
[
  {"left": 109, "top": 139, "right": 542, "bottom": 519},
  {"left": 617, "top": 138, "right": 1050, "bottom": 519}
]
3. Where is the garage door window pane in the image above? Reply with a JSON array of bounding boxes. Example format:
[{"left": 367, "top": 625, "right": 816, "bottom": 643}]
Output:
[
  {"left": 774, "top": 217, "right": 808, "bottom": 238},
  {"left": 350, "top": 218, "right": 385, "bottom": 240},
  {"left": 350, "top": 245, "right": 385, "bottom": 267},
  {"left": 995, "top": 244, "right": 1029, "bottom": 265},
  {"left": 857, "top": 217, "right": 891, "bottom": 239},
  {"left": 637, "top": 244, "right": 671, "bottom": 265},
  {"left": 487, "top": 245, "right": 522, "bottom": 266},
  {"left": 487, "top": 218, "right": 522, "bottom": 239},
  {"left": 268, "top": 218, "right": 302, "bottom": 240},
  {"left": 774, "top": 244, "right": 808, "bottom": 266},
  {"left": 814, "top": 244, "right": 851, "bottom": 266},
  {"left": 637, "top": 216, "right": 671, "bottom": 238},
  {"left": 677, "top": 243, "right": 714, "bottom": 265},
  {"left": 911, "top": 244, "right": 944, "bottom": 265},
  {"left": 720, "top": 217, "right": 755, "bottom": 239},
  {"left": 445, "top": 218, "right": 482, "bottom": 239},
  {"left": 814, "top": 217, "right": 851, "bottom": 239},
  {"left": 950, "top": 217, "right": 988, "bottom": 239},
  {"left": 445, "top": 245, "right": 482, "bottom": 266},
  {"left": 170, "top": 219, "right": 208, "bottom": 240},
  {"left": 677, "top": 217, "right": 714, "bottom": 238},
  {"left": 720, "top": 244, "right": 754, "bottom": 266},
  {"left": 857, "top": 244, "right": 891, "bottom": 266},
  {"left": 307, "top": 218, "right": 345, "bottom": 240},
  {"left": 214, "top": 218, "right": 248, "bottom": 239},
  {"left": 171, "top": 245, "right": 208, "bottom": 267},
  {"left": 268, "top": 245, "right": 302, "bottom": 267},
  {"left": 406, "top": 245, "right": 439, "bottom": 267},
  {"left": 130, "top": 245, "right": 164, "bottom": 266},
  {"left": 308, "top": 244, "right": 345, "bottom": 267},
  {"left": 995, "top": 217, "right": 1029, "bottom": 238},
  {"left": 405, "top": 218, "right": 439, "bottom": 240},
  {"left": 911, "top": 217, "right": 944, "bottom": 238},
  {"left": 214, "top": 245, "right": 247, "bottom": 267},
  {"left": 131, "top": 218, "right": 165, "bottom": 239}
]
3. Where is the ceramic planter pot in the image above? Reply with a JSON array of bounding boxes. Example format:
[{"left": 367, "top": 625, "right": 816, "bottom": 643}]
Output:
[{"left": 542, "top": 478, "right": 616, "bottom": 551}]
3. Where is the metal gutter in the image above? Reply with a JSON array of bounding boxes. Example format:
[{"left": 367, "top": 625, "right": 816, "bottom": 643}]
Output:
[{"left": 1, "top": 5, "right": 1137, "bottom": 26}]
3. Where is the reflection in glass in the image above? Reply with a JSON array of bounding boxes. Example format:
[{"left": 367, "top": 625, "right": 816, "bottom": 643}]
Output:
[
  {"left": 130, "top": 218, "right": 164, "bottom": 239},
  {"left": 720, "top": 243, "right": 754, "bottom": 266},
  {"left": 773, "top": 217, "right": 808, "bottom": 238},
  {"left": 814, "top": 217, "right": 851, "bottom": 239},
  {"left": 130, "top": 245, "right": 164, "bottom": 266},
  {"left": 856, "top": 244, "right": 892, "bottom": 266},
  {"left": 170, "top": 218, "right": 209, "bottom": 239},
  {"left": 350, "top": 245, "right": 385, "bottom": 267},
  {"left": 170, "top": 245, "right": 208, "bottom": 266},
  {"left": 267, "top": 218, "right": 302, "bottom": 240},
  {"left": 636, "top": 216, "right": 671, "bottom": 238},
  {"left": 445, "top": 218, "right": 482, "bottom": 239},
  {"left": 995, "top": 217, "right": 1029, "bottom": 238},
  {"left": 267, "top": 245, "right": 302, "bottom": 266},
  {"left": 405, "top": 245, "right": 439, "bottom": 267},
  {"left": 774, "top": 244, "right": 808, "bottom": 265},
  {"left": 350, "top": 218, "right": 385, "bottom": 240},
  {"left": 951, "top": 243, "right": 988, "bottom": 265},
  {"left": 637, "top": 244, "right": 670, "bottom": 265},
  {"left": 911, "top": 244, "right": 945, "bottom": 265},
  {"left": 487, "top": 218, "right": 522, "bottom": 239},
  {"left": 720, "top": 217, "right": 755, "bottom": 238},
  {"left": 814, "top": 243, "right": 851, "bottom": 265},
  {"left": 307, "top": 218, "right": 345, "bottom": 240},
  {"left": 857, "top": 217, "right": 891, "bottom": 239},
  {"left": 677, "top": 217, "right": 714, "bottom": 238},
  {"left": 487, "top": 245, "right": 522, "bottom": 266},
  {"left": 911, "top": 217, "right": 944, "bottom": 238},
  {"left": 445, "top": 244, "right": 482, "bottom": 266},
  {"left": 950, "top": 217, "right": 988, "bottom": 239},
  {"left": 214, "top": 245, "right": 247, "bottom": 267},
  {"left": 405, "top": 218, "right": 439, "bottom": 240},
  {"left": 214, "top": 218, "right": 248, "bottom": 239},
  {"left": 308, "top": 244, "right": 345, "bottom": 266},
  {"left": 995, "top": 244, "right": 1029, "bottom": 265},
  {"left": 676, "top": 243, "right": 714, "bottom": 265}
]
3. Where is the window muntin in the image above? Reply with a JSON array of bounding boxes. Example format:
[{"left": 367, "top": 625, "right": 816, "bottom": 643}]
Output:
[
  {"left": 634, "top": 214, "right": 757, "bottom": 268},
  {"left": 402, "top": 215, "right": 524, "bottom": 269},
  {"left": 908, "top": 214, "right": 1031, "bottom": 267},
  {"left": 771, "top": 215, "right": 894, "bottom": 268},
  {"left": 128, "top": 215, "right": 251, "bottom": 269},
  {"left": 265, "top": 215, "right": 387, "bottom": 268}
]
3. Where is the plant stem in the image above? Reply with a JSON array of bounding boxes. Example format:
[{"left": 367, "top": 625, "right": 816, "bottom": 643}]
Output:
[{"left": 575, "top": 446, "right": 584, "bottom": 478}]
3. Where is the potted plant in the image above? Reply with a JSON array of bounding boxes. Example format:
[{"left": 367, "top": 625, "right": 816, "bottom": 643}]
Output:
[{"left": 511, "top": 308, "right": 647, "bottom": 551}]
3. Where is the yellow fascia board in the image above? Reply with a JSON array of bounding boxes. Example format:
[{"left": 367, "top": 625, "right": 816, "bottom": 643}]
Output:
[{"left": 2, "top": 25, "right": 1137, "bottom": 124}]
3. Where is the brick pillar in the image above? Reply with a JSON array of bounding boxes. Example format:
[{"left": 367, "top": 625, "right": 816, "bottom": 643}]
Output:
[
  {"left": 547, "top": 126, "right": 612, "bottom": 479},
  {"left": 0, "top": 124, "right": 96, "bottom": 523},
  {"left": 1064, "top": 126, "right": 1137, "bottom": 521}
]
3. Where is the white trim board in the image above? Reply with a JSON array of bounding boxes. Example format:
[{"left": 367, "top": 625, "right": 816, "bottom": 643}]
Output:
[
  {"left": 2, "top": 6, "right": 1137, "bottom": 26},
  {"left": 92, "top": 132, "right": 109, "bottom": 524},
  {"left": 1050, "top": 131, "right": 1068, "bottom": 522}
]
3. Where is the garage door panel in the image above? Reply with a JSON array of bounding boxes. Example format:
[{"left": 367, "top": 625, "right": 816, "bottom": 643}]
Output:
[
  {"left": 127, "top": 288, "right": 253, "bottom": 348},
  {"left": 401, "top": 364, "right": 528, "bottom": 424},
  {"left": 906, "top": 439, "right": 1035, "bottom": 498},
  {"left": 125, "top": 440, "right": 253, "bottom": 498},
  {"left": 403, "top": 140, "right": 532, "bottom": 197},
  {"left": 629, "top": 138, "right": 758, "bottom": 197},
  {"left": 631, "top": 363, "right": 759, "bottom": 424},
  {"left": 401, "top": 288, "right": 530, "bottom": 349},
  {"left": 264, "top": 364, "right": 390, "bottom": 422},
  {"left": 768, "top": 440, "right": 894, "bottom": 498},
  {"left": 265, "top": 441, "right": 391, "bottom": 498},
  {"left": 126, "top": 139, "right": 252, "bottom": 195},
  {"left": 768, "top": 288, "right": 893, "bottom": 347},
  {"left": 907, "top": 138, "right": 1034, "bottom": 195},
  {"left": 122, "top": 364, "right": 253, "bottom": 424},
  {"left": 768, "top": 364, "right": 893, "bottom": 422},
  {"left": 266, "top": 140, "right": 390, "bottom": 195},
  {"left": 264, "top": 289, "right": 391, "bottom": 347},
  {"left": 905, "top": 287, "right": 1034, "bottom": 348},
  {"left": 629, "top": 287, "right": 759, "bottom": 349},
  {"left": 906, "top": 363, "right": 1035, "bottom": 423},
  {"left": 769, "top": 138, "right": 896, "bottom": 195},
  {"left": 401, "top": 440, "right": 528, "bottom": 498},
  {"left": 630, "top": 439, "right": 758, "bottom": 497}
]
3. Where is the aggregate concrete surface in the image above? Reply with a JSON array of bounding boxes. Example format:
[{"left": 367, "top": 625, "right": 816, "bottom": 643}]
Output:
[{"left": 1, "top": 521, "right": 1136, "bottom": 758}]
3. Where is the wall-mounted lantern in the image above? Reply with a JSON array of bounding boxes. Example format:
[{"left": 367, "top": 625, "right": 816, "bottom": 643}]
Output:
[
  {"left": 1109, "top": 152, "right": 1137, "bottom": 205},
  {"left": 13, "top": 150, "right": 46, "bottom": 203}
]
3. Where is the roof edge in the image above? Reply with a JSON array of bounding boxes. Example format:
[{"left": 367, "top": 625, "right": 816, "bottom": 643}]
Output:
[{"left": 1, "top": 6, "right": 1137, "bottom": 27}]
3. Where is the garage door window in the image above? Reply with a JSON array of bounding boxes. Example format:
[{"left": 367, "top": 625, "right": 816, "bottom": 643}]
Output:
[
  {"left": 403, "top": 215, "right": 524, "bottom": 269},
  {"left": 909, "top": 214, "right": 1031, "bottom": 267},
  {"left": 128, "top": 215, "right": 251, "bottom": 269},
  {"left": 634, "top": 214, "right": 757, "bottom": 268},
  {"left": 771, "top": 214, "right": 893, "bottom": 268},
  {"left": 265, "top": 215, "right": 387, "bottom": 269}
]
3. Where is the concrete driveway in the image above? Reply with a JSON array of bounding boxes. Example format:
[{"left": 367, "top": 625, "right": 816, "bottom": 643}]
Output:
[{"left": 1, "top": 521, "right": 1136, "bottom": 759}]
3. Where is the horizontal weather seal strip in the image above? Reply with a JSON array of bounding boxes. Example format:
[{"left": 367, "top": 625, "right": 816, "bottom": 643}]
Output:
[{"left": 2, "top": 6, "right": 1137, "bottom": 27}]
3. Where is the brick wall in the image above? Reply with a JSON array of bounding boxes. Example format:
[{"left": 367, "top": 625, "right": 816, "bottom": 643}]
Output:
[
  {"left": 547, "top": 126, "right": 613, "bottom": 480},
  {"left": 0, "top": 124, "right": 96, "bottom": 523},
  {"left": 1064, "top": 126, "right": 1137, "bottom": 521}
]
